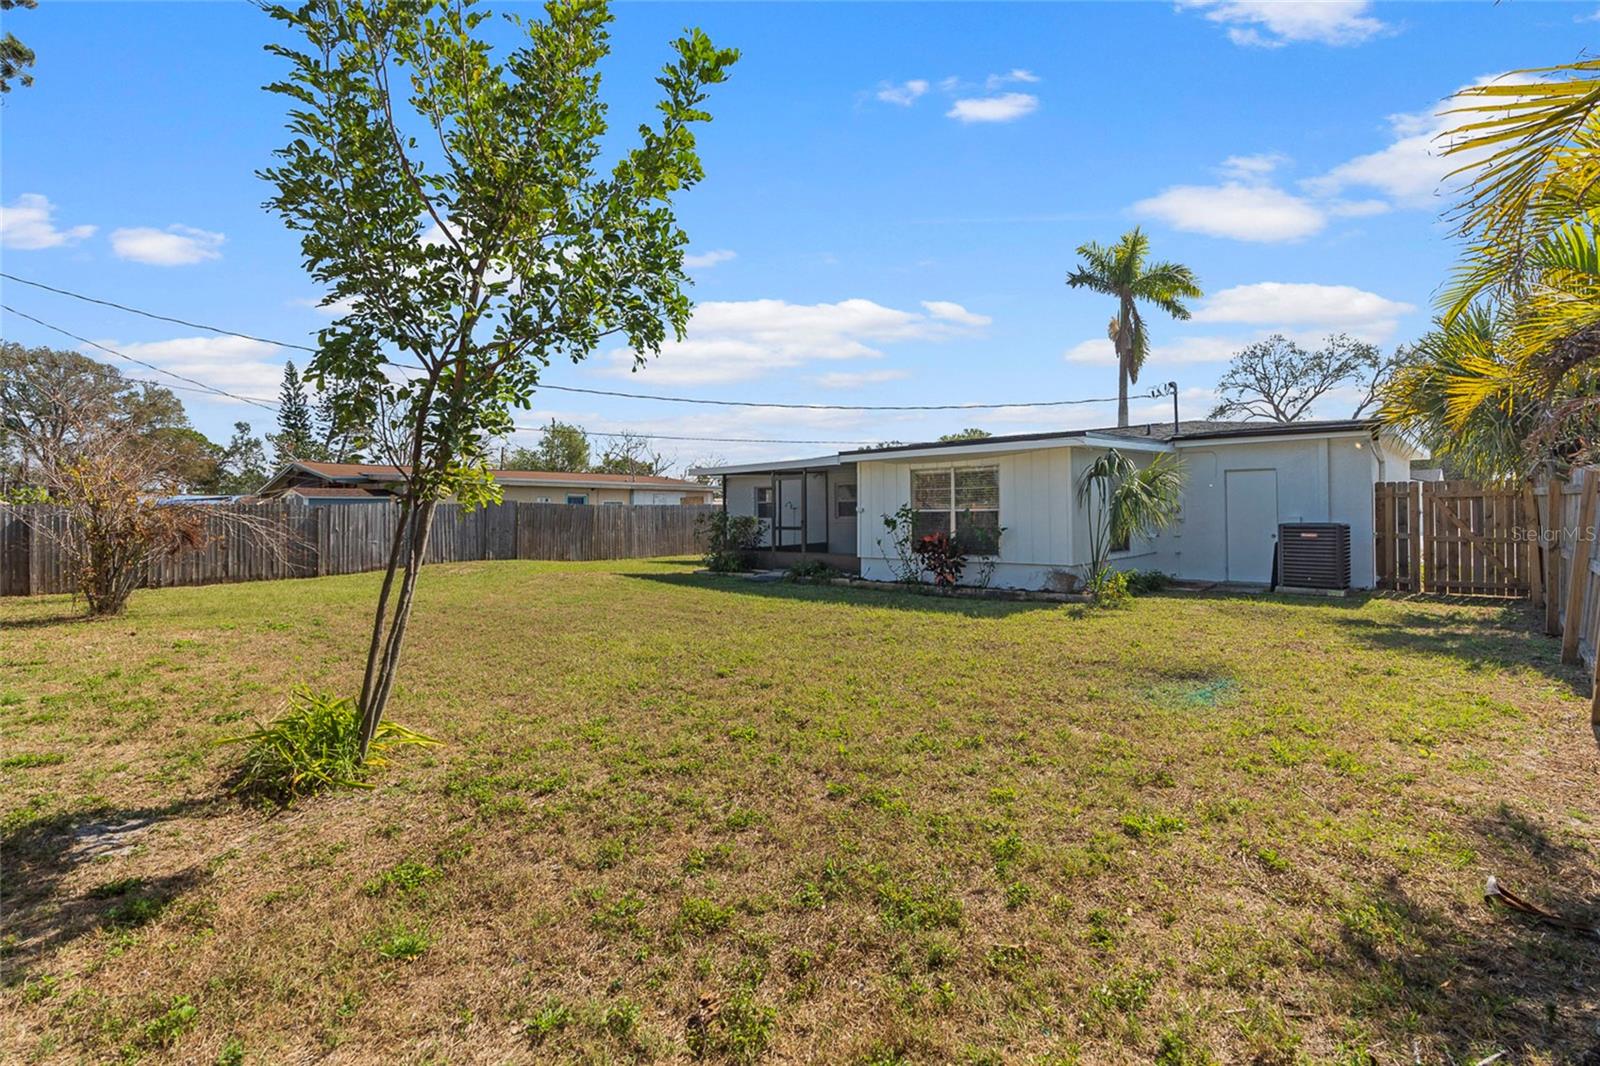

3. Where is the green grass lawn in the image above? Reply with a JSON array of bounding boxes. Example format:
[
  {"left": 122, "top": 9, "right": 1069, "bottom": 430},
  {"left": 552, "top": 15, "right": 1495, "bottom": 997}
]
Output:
[{"left": 3, "top": 558, "right": 1597, "bottom": 1064}]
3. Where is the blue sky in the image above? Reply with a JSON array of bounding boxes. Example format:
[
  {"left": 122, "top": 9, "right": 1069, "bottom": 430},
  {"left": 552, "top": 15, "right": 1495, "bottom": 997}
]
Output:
[{"left": 1, "top": 1, "right": 1593, "bottom": 469}]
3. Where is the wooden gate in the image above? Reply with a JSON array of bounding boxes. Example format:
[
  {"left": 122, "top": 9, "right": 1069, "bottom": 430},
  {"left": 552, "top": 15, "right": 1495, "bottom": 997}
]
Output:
[{"left": 1374, "top": 480, "right": 1538, "bottom": 597}]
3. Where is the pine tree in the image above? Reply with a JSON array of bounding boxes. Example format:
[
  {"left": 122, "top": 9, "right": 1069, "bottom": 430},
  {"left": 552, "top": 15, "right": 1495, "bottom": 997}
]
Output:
[{"left": 269, "top": 361, "right": 319, "bottom": 462}]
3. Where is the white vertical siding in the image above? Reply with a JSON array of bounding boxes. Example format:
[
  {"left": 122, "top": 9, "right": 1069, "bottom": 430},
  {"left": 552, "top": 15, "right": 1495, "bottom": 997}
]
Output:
[{"left": 855, "top": 447, "right": 1077, "bottom": 589}]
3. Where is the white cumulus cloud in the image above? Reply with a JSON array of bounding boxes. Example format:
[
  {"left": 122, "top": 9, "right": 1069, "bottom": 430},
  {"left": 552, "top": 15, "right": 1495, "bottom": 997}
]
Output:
[
  {"left": 110, "top": 224, "right": 226, "bottom": 266},
  {"left": 946, "top": 92, "right": 1039, "bottom": 124},
  {"left": 105, "top": 336, "right": 285, "bottom": 401},
  {"left": 920, "top": 300, "right": 992, "bottom": 327},
  {"left": 683, "top": 248, "right": 737, "bottom": 269},
  {"left": 876, "top": 79, "right": 930, "bottom": 106},
  {"left": 0, "top": 193, "right": 95, "bottom": 250},
  {"left": 1178, "top": 0, "right": 1391, "bottom": 47},
  {"left": 1193, "top": 282, "right": 1415, "bottom": 341},
  {"left": 1134, "top": 181, "right": 1326, "bottom": 242},
  {"left": 601, "top": 297, "right": 989, "bottom": 386}
]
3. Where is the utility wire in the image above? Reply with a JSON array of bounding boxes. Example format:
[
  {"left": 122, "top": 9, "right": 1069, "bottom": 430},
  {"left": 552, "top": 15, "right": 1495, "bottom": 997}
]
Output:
[
  {"left": 2, "top": 272, "right": 320, "bottom": 353},
  {"left": 0, "top": 273, "right": 1146, "bottom": 413},
  {"left": 533, "top": 382, "right": 1131, "bottom": 411},
  {"left": 1, "top": 304, "right": 281, "bottom": 412}
]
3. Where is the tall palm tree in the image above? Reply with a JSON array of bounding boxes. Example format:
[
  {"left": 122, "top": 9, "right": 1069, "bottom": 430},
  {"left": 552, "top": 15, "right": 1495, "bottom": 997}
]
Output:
[{"left": 1066, "top": 228, "right": 1202, "bottom": 427}]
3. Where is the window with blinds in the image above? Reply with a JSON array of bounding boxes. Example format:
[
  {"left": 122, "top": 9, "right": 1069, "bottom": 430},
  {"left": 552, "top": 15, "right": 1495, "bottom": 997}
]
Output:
[
  {"left": 911, "top": 466, "right": 1000, "bottom": 554},
  {"left": 754, "top": 486, "right": 774, "bottom": 519}
]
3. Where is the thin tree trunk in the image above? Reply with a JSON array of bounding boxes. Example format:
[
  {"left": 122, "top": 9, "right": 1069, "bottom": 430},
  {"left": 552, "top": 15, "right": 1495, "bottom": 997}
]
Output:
[
  {"left": 357, "top": 492, "right": 415, "bottom": 724},
  {"left": 357, "top": 498, "right": 436, "bottom": 759},
  {"left": 1116, "top": 352, "right": 1130, "bottom": 428}
]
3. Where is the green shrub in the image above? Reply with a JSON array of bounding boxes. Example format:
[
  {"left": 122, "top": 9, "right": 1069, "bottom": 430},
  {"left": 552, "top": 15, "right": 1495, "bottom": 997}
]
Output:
[
  {"left": 783, "top": 559, "right": 836, "bottom": 582},
  {"left": 223, "top": 688, "right": 439, "bottom": 803},
  {"left": 1126, "top": 569, "right": 1173, "bottom": 594},
  {"left": 698, "top": 512, "right": 764, "bottom": 572},
  {"left": 1087, "top": 567, "right": 1131, "bottom": 606}
]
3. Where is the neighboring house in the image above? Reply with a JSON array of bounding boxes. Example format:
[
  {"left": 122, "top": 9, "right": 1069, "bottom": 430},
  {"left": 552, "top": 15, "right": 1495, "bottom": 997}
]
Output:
[
  {"left": 257, "top": 461, "right": 715, "bottom": 506},
  {"left": 694, "top": 419, "right": 1423, "bottom": 590}
]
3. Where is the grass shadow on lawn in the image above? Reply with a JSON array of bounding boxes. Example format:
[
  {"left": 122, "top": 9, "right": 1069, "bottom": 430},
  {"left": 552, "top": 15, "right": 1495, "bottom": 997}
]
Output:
[
  {"left": 624, "top": 570, "right": 1065, "bottom": 617},
  {"left": 1, "top": 798, "right": 221, "bottom": 979},
  {"left": 1329, "top": 602, "right": 1591, "bottom": 699},
  {"left": 1320, "top": 798, "right": 1600, "bottom": 1061}
]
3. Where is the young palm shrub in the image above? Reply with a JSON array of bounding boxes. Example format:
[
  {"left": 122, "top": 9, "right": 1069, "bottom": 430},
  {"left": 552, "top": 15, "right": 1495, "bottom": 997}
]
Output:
[
  {"left": 224, "top": 689, "right": 439, "bottom": 803},
  {"left": 1076, "top": 449, "right": 1184, "bottom": 603}
]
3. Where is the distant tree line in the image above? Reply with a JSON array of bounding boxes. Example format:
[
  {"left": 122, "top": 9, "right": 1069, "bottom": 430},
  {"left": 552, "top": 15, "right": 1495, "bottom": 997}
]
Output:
[{"left": 0, "top": 344, "right": 372, "bottom": 498}]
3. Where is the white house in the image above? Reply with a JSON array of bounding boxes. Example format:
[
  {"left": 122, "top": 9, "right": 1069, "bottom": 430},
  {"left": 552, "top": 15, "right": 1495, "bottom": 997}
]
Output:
[{"left": 695, "top": 419, "right": 1422, "bottom": 590}]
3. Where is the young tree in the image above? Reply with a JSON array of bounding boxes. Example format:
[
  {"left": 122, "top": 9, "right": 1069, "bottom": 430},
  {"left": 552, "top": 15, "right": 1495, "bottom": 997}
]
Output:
[
  {"left": 261, "top": 0, "right": 736, "bottom": 757},
  {"left": 533, "top": 419, "right": 591, "bottom": 471},
  {"left": 1209, "top": 334, "right": 1381, "bottom": 423},
  {"left": 594, "top": 430, "right": 669, "bottom": 476},
  {"left": 1066, "top": 228, "right": 1202, "bottom": 428},
  {"left": 938, "top": 428, "right": 991, "bottom": 442},
  {"left": 269, "top": 360, "right": 323, "bottom": 463},
  {"left": 1075, "top": 449, "right": 1183, "bottom": 600}
]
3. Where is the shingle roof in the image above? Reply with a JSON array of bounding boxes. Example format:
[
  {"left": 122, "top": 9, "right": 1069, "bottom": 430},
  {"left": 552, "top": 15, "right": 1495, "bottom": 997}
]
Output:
[{"left": 836, "top": 418, "right": 1379, "bottom": 457}]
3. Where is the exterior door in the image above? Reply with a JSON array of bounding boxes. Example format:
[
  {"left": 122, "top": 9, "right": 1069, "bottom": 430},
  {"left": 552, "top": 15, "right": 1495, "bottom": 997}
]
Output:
[
  {"left": 775, "top": 476, "right": 803, "bottom": 547},
  {"left": 1224, "top": 469, "right": 1278, "bottom": 584}
]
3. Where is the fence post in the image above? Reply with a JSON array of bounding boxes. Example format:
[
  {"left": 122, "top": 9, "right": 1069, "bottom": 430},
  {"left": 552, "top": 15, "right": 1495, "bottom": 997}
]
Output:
[
  {"left": 1522, "top": 482, "right": 1544, "bottom": 609},
  {"left": 1561, "top": 470, "right": 1598, "bottom": 665}
]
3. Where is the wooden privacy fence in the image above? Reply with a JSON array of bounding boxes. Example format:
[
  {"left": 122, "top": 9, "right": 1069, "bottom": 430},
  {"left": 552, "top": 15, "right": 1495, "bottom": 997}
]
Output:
[
  {"left": 0, "top": 500, "right": 715, "bottom": 598},
  {"left": 1374, "top": 480, "right": 1538, "bottom": 597},
  {"left": 1376, "top": 467, "right": 1600, "bottom": 721}
]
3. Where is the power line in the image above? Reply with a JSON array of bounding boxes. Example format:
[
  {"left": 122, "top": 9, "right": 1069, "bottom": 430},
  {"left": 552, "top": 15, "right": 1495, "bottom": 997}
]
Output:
[
  {"left": 2, "top": 272, "right": 320, "bottom": 354},
  {"left": 528, "top": 427, "right": 880, "bottom": 446},
  {"left": 0, "top": 273, "right": 1140, "bottom": 413},
  {"left": 1, "top": 304, "right": 282, "bottom": 412},
  {"left": 535, "top": 382, "right": 1130, "bottom": 411}
]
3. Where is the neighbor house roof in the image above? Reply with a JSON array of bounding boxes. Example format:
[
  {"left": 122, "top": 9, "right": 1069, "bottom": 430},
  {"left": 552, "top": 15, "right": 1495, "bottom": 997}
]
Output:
[
  {"left": 259, "top": 460, "right": 710, "bottom": 496},
  {"left": 282, "top": 486, "right": 391, "bottom": 500}
]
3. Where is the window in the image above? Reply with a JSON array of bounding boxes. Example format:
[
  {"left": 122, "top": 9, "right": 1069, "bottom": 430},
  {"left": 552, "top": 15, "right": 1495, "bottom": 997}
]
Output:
[
  {"left": 754, "top": 486, "right": 774, "bottom": 519},
  {"left": 1110, "top": 529, "right": 1131, "bottom": 553},
  {"left": 835, "top": 483, "right": 857, "bottom": 519},
  {"left": 566, "top": 494, "right": 588, "bottom": 505},
  {"left": 911, "top": 466, "right": 1000, "bottom": 554}
]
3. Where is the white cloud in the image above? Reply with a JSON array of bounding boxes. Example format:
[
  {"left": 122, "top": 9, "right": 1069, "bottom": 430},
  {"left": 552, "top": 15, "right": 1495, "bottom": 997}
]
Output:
[
  {"left": 1218, "top": 152, "right": 1287, "bottom": 180},
  {"left": 684, "top": 248, "right": 737, "bottom": 269},
  {"left": 0, "top": 194, "right": 95, "bottom": 250},
  {"left": 1134, "top": 181, "right": 1326, "bottom": 242},
  {"left": 110, "top": 224, "right": 225, "bottom": 266},
  {"left": 1178, "top": 0, "right": 1391, "bottom": 47},
  {"left": 985, "top": 68, "right": 1040, "bottom": 89},
  {"left": 920, "top": 300, "right": 992, "bottom": 327},
  {"left": 1306, "top": 72, "right": 1542, "bottom": 211},
  {"left": 1193, "top": 282, "right": 1415, "bottom": 341},
  {"left": 1064, "top": 335, "right": 1242, "bottom": 367},
  {"left": 876, "top": 79, "right": 929, "bottom": 106},
  {"left": 293, "top": 294, "right": 359, "bottom": 317},
  {"left": 601, "top": 296, "right": 989, "bottom": 386},
  {"left": 946, "top": 92, "right": 1039, "bottom": 124},
  {"left": 815, "top": 369, "right": 911, "bottom": 389},
  {"left": 104, "top": 336, "right": 284, "bottom": 400}
]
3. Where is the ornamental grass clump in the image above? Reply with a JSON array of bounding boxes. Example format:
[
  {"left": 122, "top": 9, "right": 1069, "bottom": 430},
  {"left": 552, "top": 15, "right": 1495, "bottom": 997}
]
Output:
[{"left": 224, "top": 688, "right": 439, "bottom": 803}]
